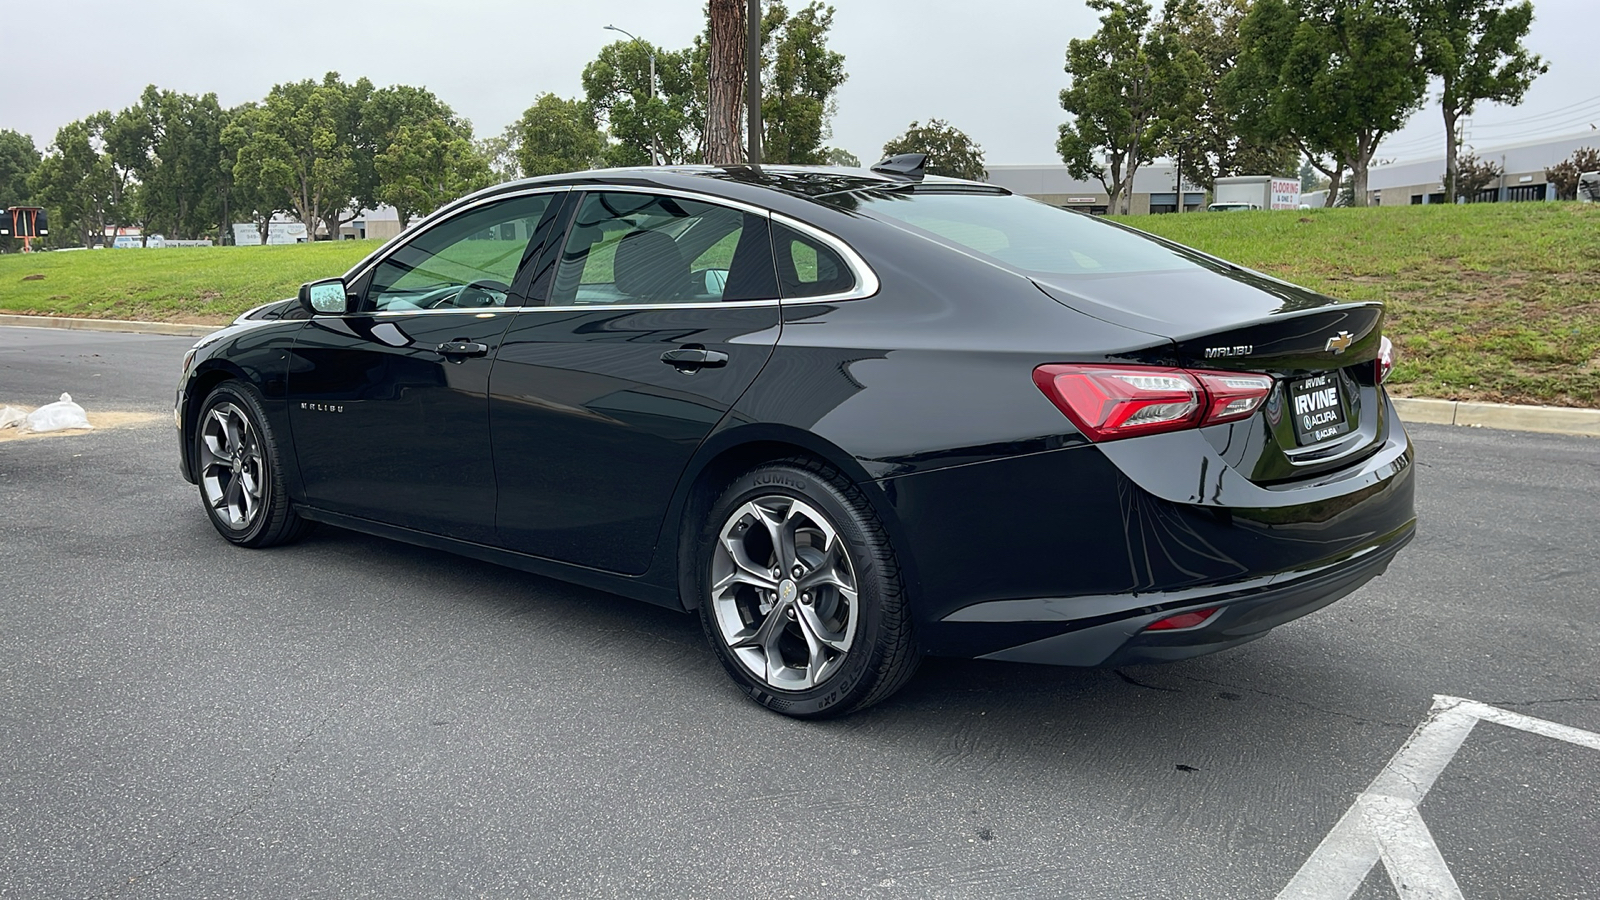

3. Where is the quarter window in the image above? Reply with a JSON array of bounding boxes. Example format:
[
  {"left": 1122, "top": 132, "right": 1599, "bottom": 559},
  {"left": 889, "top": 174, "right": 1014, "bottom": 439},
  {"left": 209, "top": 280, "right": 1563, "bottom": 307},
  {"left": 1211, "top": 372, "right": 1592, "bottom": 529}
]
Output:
[
  {"left": 771, "top": 222, "right": 855, "bottom": 299},
  {"left": 547, "top": 192, "right": 777, "bottom": 306},
  {"left": 364, "top": 193, "right": 554, "bottom": 312}
]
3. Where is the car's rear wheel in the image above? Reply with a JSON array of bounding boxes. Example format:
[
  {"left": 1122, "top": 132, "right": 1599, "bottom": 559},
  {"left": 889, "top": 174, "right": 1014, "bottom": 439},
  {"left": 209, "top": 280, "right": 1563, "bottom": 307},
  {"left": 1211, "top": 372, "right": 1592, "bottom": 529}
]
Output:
[
  {"left": 696, "top": 460, "right": 918, "bottom": 718},
  {"left": 195, "top": 382, "right": 312, "bottom": 548}
]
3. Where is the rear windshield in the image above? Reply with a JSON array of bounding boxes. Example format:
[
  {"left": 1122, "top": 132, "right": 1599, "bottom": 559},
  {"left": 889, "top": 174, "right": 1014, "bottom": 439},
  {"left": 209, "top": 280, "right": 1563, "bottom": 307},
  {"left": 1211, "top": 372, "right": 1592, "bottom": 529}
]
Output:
[{"left": 846, "top": 191, "right": 1211, "bottom": 278}]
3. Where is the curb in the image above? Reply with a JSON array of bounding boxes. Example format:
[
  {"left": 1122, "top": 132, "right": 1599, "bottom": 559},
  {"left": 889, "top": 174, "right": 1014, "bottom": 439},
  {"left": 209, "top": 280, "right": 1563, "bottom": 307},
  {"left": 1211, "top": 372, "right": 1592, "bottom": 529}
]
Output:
[
  {"left": 3, "top": 313, "right": 1596, "bottom": 439},
  {"left": 1390, "top": 397, "right": 1600, "bottom": 438},
  {"left": 0, "top": 313, "right": 218, "bottom": 338}
]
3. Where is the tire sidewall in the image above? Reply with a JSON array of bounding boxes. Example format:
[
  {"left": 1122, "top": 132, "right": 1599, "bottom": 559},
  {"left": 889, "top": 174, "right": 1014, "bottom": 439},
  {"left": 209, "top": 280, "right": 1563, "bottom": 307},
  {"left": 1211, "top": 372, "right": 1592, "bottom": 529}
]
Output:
[
  {"left": 696, "top": 464, "right": 892, "bottom": 718},
  {"left": 195, "top": 383, "right": 278, "bottom": 546}
]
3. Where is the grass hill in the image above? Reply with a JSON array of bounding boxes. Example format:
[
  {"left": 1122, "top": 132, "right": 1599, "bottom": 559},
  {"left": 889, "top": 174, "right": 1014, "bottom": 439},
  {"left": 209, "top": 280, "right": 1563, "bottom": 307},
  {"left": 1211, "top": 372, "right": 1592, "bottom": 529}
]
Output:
[
  {"left": 1, "top": 203, "right": 1596, "bottom": 406},
  {"left": 1117, "top": 203, "right": 1600, "bottom": 407}
]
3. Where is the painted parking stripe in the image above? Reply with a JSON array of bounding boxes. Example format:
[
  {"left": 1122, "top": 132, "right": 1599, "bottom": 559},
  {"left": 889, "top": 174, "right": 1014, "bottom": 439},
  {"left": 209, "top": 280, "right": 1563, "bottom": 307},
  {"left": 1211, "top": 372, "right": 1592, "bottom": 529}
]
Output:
[{"left": 1277, "top": 695, "right": 1600, "bottom": 900}]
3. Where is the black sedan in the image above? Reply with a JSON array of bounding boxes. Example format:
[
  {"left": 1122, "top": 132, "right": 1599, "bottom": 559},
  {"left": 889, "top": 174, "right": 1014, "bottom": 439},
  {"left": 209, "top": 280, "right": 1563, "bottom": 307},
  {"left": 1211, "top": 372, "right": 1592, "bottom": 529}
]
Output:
[{"left": 177, "top": 157, "right": 1415, "bottom": 718}]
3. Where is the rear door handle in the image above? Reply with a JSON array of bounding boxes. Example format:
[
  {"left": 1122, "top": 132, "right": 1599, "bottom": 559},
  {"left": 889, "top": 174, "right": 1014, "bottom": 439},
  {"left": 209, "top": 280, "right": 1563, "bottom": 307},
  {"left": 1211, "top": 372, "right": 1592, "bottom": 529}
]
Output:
[
  {"left": 660, "top": 346, "right": 729, "bottom": 370},
  {"left": 436, "top": 340, "right": 489, "bottom": 358}
]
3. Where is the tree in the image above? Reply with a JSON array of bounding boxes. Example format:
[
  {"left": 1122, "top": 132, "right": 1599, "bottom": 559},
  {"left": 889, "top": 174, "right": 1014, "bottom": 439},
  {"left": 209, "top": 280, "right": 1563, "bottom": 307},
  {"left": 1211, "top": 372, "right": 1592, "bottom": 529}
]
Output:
[
  {"left": 1058, "top": 0, "right": 1198, "bottom": 213},
  {"left": 226, "top": 72, "right": 373, "bottom": 240},
  {"left": 1231, "top": 0, "right": 1426, "bottom": 206},
  {"left": 104, "top": 86, "right": 230, "bottom": 243},
  {"left": 705, "top": 0, "right": 746, "bottom": 164},
  {"left": 1412, "top": 0, "right": 1545, "bottom": 200},
  {"left": 516, "top": 94, "right": 604, "bottom": 177},
  {"left": 584, "top": 41, "right": 698, "bottom": 166},
  {"left": 880, "top": 120, "right": 987, "bottom": 180},
  {"left": 221, "top": 102, "right": 285, "bottom": 245},
  {"left": 759, "top": 2, "right": 847, "bottom": 164},
  {"left": 1161, "top": 0, "right": 1299, "bottom": 191},
  {"left": 0, "top": 130, "right": 40, "bottom": 208},
  {"left": 478, "top": 125, "right": 523, "bottom": 183},
  {"left": 824, "top": 147, "right": 860, "bottom": 167},
  {"left": 0, "top": 130, "right": 40, "bottom": 252},
  {"left": 1545, "top": 147, "right": 1600, "bottom": 200},
  {"left": 1451, "top": 151, "right": 1501, "bottom": 199},
  {"left": 375, "top": 118, "right": 492, "bottom": 228},
  {"left": 29, "top": 118, "right": 118, "bottom": 248}
]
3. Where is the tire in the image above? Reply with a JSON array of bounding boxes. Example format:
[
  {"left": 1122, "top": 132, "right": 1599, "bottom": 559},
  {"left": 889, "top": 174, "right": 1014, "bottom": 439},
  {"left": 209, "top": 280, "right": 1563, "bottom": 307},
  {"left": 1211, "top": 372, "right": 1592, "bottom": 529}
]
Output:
[
  {"left": 694, "top": 459, "right": 919, "bottom": 718},
  {"left": 194, "top": 382, "right": 313, "bottom": 548}
]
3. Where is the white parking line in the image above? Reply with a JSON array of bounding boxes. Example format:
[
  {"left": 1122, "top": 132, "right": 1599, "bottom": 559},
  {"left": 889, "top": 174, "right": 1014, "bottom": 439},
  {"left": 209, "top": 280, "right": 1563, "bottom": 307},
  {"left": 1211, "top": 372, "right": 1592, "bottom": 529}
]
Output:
[{"left": 1277, "top": 695, "right": 1600, "bottom": 900}]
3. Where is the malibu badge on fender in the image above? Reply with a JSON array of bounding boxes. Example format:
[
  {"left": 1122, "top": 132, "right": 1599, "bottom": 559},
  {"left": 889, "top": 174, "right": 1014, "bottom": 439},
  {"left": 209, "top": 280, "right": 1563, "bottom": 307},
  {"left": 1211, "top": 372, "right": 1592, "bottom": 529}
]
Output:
[{"left": 1290, "top": 373, "right": 1350, "bottom": 444}]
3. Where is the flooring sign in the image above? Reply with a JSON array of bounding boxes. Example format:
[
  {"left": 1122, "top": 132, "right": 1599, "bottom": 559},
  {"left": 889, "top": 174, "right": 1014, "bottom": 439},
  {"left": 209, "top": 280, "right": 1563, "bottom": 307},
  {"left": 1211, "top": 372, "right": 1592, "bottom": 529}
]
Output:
[{"left": 1276, "top": 695, "right": 1600, "bottom": 900}]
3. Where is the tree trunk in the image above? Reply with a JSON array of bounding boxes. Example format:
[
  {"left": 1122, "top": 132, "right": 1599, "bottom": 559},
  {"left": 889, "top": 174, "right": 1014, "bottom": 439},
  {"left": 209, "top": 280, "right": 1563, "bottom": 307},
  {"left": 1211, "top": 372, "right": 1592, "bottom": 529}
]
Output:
[
  {"left": 706, "top": 0, "right": 745, "bottom": 166},
  {"left": 1442, "top": 105, "right": 1459, "bottom": 202}
]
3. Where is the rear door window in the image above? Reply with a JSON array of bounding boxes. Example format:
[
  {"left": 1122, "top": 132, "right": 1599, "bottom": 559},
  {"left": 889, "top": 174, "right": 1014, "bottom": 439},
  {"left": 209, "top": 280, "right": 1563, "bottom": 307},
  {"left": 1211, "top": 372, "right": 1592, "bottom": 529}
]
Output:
[{"left": 546, "top": 192, "right": 777, "bottom": 306}]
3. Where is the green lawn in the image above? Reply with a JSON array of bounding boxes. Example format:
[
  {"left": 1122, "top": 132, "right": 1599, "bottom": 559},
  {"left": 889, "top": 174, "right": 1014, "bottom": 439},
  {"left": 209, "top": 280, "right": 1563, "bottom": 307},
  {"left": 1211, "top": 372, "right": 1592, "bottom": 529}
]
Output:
[
  {"left": 1111, "top": 203, "right": 1600, "bottom": 407},
  {"left": 3, "top": 203, "right": 1598, "bottom": 406},
  {"left": 0, "top": 241, "right": 377, "bottom": 323}
]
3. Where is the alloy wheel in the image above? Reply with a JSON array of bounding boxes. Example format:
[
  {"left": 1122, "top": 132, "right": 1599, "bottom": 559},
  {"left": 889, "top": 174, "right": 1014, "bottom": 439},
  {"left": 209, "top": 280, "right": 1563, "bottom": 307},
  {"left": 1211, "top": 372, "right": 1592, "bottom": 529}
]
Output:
[
  {"left": 198, "top": 401, "right": 266, "bottom": 531},
  {"left": 709, "top": 495, "right": 860, "bottom": 691}
]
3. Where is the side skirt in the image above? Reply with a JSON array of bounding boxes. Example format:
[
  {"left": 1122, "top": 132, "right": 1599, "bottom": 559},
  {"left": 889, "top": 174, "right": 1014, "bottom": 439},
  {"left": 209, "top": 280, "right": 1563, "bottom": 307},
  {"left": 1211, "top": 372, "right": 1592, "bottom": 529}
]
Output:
[{"left": 296, "top": 507, "right": 686, "bottom": 611}]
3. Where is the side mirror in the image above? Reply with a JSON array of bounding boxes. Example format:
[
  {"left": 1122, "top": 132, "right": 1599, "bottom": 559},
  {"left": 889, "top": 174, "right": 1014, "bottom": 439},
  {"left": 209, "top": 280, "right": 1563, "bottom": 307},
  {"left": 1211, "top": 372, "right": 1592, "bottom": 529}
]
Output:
[{"left": 298, "top": 278, "right": 352, "bottom": 315}]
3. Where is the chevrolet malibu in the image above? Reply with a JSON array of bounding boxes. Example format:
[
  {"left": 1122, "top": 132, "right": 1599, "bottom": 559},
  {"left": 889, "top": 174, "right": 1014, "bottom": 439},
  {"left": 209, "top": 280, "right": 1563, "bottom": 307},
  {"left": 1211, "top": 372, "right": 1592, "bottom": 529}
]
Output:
[{"left": 177, "top": 156, "right": 1415, "bottom": 718}]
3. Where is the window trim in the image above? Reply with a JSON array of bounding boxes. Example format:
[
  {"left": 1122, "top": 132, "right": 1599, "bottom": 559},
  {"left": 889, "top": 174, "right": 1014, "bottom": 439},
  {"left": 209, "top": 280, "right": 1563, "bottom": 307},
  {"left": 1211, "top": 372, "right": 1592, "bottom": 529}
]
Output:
[{"left": 339, "top": 183, "right": 880, "bottom": 317}]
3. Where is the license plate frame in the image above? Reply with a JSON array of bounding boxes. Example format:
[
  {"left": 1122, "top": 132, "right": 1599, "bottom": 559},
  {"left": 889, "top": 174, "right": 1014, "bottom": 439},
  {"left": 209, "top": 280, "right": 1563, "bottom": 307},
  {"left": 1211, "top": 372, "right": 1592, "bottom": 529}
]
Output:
[{"left": 1289, "top": 374, "right": 1350, "bottom": 445}]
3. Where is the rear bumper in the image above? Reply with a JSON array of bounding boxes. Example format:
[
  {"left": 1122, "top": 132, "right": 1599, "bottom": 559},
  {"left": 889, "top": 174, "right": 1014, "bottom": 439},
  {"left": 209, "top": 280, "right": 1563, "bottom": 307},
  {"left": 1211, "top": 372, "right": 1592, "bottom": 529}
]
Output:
[{"left": 953, "top": 521, "right": 1414, "bottom": 667}]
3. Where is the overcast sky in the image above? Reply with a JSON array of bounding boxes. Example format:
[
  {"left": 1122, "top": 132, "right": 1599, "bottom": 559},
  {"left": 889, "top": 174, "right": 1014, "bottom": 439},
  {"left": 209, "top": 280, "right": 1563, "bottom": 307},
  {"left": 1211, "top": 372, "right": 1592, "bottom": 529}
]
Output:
[{"left": 4, "top": 0, "right": 1597, "bottom": 168}]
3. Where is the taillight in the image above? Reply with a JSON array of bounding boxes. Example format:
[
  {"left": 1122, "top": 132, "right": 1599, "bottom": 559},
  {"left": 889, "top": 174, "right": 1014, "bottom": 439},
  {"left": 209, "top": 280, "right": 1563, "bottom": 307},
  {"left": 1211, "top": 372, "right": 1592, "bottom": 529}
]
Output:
[
  {"left": 1375, "top": 335, "right": 1395, "bottom": 384},
  {"left": 1032, "top": 364, "right": 1274, "bottom": 442}
]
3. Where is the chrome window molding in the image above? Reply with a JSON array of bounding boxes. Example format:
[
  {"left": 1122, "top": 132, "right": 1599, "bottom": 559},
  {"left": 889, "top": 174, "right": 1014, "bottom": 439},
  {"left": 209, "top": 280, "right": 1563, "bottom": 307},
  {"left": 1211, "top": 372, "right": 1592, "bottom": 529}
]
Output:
[
  {"left": 318, "top": 182, "right": 881, "bottom": 319},
  {"left": 769, "top": 212, "right": 880, "bottom": 304}
]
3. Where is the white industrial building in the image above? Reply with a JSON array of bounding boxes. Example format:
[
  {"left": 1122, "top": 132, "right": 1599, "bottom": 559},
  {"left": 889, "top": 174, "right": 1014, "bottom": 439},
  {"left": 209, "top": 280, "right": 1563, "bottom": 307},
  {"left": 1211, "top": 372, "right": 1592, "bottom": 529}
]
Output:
[
  {"left": 1365, "top": 131, "right": 1600, "bottom": 206},
  {"left": 984, "top": 163, "right": 1206, "bottom": 215}
]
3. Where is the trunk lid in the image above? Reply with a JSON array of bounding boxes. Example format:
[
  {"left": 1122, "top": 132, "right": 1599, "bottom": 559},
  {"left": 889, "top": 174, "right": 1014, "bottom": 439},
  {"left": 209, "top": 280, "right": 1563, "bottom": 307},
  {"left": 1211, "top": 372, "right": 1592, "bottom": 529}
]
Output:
[{"left": 1032, "top": 269, "right": 1389, "bottom": 483}]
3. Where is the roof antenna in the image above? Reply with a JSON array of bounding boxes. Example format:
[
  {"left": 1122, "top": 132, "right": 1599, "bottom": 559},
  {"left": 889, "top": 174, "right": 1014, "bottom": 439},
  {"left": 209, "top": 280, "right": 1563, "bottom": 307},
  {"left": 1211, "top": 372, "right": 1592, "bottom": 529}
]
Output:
[{"left": 871, "top": 153, "right": 927, "bottom": 181}]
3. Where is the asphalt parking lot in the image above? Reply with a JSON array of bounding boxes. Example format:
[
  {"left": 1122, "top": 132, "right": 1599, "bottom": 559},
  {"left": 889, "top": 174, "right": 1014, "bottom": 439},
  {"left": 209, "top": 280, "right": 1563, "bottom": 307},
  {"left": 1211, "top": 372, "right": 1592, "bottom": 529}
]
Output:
[{"left": 2, "top": 326, "right": 1596, "bottom": 899}]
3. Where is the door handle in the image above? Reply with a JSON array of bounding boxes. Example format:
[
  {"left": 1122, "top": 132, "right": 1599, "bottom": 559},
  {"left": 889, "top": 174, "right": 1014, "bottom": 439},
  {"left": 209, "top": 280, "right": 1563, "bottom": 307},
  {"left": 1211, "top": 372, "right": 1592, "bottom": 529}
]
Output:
[
  {"left": 660, "top": 346, "right": 729, "bottom": 370},
  {"left": 436, "top": 340, "right": 489, "bottom": 359}
]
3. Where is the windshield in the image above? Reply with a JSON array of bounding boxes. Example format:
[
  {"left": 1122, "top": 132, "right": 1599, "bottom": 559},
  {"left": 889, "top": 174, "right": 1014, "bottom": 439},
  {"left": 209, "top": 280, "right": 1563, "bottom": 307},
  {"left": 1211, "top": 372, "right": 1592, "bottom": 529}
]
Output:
[{"left": 845, "top": 191, "right": 1215, "bottom": 279}]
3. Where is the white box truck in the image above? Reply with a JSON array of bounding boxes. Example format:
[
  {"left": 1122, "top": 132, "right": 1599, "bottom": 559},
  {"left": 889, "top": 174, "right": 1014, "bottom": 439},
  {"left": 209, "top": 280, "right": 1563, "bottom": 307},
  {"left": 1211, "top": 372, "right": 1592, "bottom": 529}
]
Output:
[{"left": 1210, "top": 175, "right": 1302, "bottom": 211}]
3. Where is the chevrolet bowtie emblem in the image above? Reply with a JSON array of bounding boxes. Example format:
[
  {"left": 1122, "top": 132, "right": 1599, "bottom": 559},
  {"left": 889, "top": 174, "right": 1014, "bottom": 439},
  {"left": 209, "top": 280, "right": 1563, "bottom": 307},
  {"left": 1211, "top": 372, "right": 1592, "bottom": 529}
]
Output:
[{"left": 1325, "top": 331, "right": 1354, "bottom": 354}]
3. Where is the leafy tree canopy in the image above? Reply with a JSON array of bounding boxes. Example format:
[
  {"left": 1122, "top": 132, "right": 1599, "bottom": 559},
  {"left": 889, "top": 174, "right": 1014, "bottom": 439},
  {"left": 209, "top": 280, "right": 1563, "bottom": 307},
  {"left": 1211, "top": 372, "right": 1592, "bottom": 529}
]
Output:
[
  {"left": 881, "top": 119, "right": 987, "bottom": 181},
  {"left": 584, "top": 40, "right": 698, "bottom": 166},
  {"left": 1412, "top": 0, "right": 1545, "bottom": 197},
  {"left": 517, "top": 94, "right": 605, "bottom": 177},
  {"left": 1058, "top": 0, "right": 1199, "bottom": 213}
]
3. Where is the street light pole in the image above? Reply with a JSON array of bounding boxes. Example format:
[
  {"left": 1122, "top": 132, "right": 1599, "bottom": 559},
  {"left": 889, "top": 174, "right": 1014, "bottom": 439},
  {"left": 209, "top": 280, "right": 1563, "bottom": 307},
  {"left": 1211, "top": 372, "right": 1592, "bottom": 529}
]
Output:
[{"left": 604, "top": 24, "right": 660, "bottom": 166}]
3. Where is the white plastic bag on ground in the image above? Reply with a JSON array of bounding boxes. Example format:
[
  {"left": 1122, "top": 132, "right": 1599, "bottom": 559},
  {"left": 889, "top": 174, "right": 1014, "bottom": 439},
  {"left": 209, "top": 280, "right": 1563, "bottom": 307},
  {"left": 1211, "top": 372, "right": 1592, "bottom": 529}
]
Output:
[
  {"left": 0, "top": 405, "right": 26, "bottom": 430},
  {"left": 25, "top": 393, "right": 93, "bottom": 433}
]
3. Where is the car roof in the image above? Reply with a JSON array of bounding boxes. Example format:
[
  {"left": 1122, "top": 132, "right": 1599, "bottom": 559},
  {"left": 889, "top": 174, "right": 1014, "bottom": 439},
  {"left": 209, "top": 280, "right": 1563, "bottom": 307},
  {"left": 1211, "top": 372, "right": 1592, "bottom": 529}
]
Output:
[{"left": 469, "top": 164, "right": 1005, "bottom": 208}]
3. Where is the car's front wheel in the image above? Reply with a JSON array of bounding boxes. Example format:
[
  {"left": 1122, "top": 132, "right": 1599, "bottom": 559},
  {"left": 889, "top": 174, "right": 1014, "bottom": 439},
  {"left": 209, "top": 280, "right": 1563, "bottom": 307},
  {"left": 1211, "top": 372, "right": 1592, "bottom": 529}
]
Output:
[
  {"left": 695, "top": 461, "right": 918, "bottom": 718},
  {"left": 194, "top": 382, "right": 312, "bottom": 548}
]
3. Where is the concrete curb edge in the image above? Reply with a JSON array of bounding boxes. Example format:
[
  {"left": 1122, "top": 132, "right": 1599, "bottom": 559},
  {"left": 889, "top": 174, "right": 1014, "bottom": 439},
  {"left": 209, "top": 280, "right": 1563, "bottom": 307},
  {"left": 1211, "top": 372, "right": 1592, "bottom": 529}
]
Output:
[
  {"left": 4, "top": 313, "right": 1597, "bottom": 438},
  {"left": 1389, "top": 397, "right": 1599, "bottom": 438},
  {"left": 0, "top": 313, "right": 218, "bottom": 337}
]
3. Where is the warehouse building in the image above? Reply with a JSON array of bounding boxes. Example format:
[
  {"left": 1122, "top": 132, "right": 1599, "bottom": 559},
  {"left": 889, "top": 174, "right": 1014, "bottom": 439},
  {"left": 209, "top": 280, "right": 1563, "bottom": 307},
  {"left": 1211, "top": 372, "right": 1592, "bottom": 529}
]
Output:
[
  {"left": 984, "top": 163, "right": 1205, "bottom": 215},
  {"left": 1365, "top": 131, "right": 1599, "bottom": 205}
]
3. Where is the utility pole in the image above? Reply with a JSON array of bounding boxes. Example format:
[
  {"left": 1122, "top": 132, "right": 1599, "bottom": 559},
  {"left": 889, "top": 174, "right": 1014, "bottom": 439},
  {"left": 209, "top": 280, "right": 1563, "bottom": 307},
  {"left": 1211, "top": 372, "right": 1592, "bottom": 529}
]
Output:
[{"left": 746, "top": 0, "right": 762, "bottom": 165}]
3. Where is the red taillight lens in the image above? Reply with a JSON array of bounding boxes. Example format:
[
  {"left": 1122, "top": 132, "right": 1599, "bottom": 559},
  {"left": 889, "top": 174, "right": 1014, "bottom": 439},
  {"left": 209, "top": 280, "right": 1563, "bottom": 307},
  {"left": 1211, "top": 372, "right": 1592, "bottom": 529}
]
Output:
[
  {"left": 1375, "top": 335, "right": 1395, "bottom": 384},
  {"left": 1033, "top": 364, "right": 1274, "bottom": 442},
  {"left": 1145, "top": 607, "right": 1222, "bottom": 631}
]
